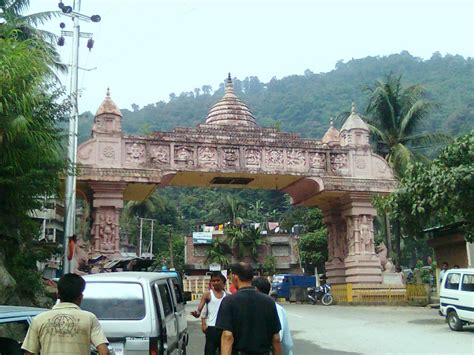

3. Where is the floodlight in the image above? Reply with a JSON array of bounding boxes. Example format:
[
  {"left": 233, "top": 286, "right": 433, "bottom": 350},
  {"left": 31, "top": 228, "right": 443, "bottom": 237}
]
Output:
[
  {"left": 86, "top": 38, "right": 94, "bottom": 50},
  {"left": 62, "top": 6, "right": 72, "bottom": 14},
  {"left": 90, "top": 15, "right": 101, "bottom": 23},
  {"left": 57, "top": 36, "right": 65, "bottom": 46}
]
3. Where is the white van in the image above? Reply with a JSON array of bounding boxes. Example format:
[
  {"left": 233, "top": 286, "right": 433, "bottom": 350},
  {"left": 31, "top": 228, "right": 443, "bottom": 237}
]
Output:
[
  {"left": 82, "top": 272, "right": 188, "bottom": 354},
  {"left": 439, "top": 268, "right": 474, "bottom": 331}
]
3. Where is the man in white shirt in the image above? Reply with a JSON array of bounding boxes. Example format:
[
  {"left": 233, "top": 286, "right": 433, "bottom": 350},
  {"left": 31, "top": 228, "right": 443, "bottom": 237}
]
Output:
[
  {"left": 252, "top": 277, "right": 294, "bottom": 355},
  {"left": 191, "top": 271, "right": 227, "bottom": 354}
]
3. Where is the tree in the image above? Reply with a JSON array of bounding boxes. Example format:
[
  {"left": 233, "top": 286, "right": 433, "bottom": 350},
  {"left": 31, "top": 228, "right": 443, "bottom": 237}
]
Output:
[
  {"left": 382, "top": 130, "right": 474, "bottom": 243},
  {"left": 206, "top": 239, "right": 231, "bottom": 268},
  {"left": 364, "top": 74, "right": 450, "bottom": 265},
  {"left": 365, "top": 74, "right": 449, "bottom": 177},
  {"left": 0, "top": 0, "right": 66, "bottom": 73},
  {"left": 299, "top": 229, "right": 328, "bottom": 274},
  {"left": 0, "top": 31, "right": 69, "bottom": 304}
]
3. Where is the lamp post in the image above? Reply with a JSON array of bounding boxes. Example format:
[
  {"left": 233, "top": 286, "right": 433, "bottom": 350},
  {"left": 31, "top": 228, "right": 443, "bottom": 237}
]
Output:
[{"left": 59, "top": 0, "right": 101, "bottom": 274}]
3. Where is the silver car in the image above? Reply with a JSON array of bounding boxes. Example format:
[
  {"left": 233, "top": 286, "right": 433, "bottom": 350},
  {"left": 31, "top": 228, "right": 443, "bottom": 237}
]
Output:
[
  {"left": 82, "top": 272, "right": 188, "bottom": 354},
  {"left": 0, "top": 305, "right": 47, "bottom": 355}
]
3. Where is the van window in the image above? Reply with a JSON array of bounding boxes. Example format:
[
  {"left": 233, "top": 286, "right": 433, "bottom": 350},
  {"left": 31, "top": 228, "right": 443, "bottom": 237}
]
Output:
[
  {"left": 461, "top": 274, "right": 474, "bottom": 292},
  {"left": 158, "top": 284, "right": 173, "bottom": 316},
  {"left": 445, "top": 273, "right": 461, "bottom": 290},
  {"left": 171, "top": 278, "right": 184, "bottom": 304},
  {"left": 82, "top": 282, "right": 145, "bottom": 320}
]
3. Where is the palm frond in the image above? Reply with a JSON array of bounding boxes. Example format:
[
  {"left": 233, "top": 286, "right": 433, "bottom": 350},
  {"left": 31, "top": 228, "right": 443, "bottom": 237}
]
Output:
[{"left": 399, "top": 100, "right": 432, "bottom": 137}]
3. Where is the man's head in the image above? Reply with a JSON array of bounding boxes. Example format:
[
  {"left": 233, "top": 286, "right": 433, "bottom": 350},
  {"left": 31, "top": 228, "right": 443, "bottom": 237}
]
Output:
[
  {"left": 57, "top": 273, "right": 86, "bottom": 304},
  {"left": 442, "top": 262, "right": 449, "bottom": 270},
  {"left": 252, "top": 277, "right": 271, "bottom": 295},
  {"left": 210, "top": 271, "right": 226, "bottom": 291},
  {"left": 230, "top": 262, "right": 254, "bottom": 289}
]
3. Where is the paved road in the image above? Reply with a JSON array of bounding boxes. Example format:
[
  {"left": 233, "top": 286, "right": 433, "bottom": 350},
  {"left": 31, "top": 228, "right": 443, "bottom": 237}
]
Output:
[{"left": 185, "top": 301, "right": 474, "bottom": 354}]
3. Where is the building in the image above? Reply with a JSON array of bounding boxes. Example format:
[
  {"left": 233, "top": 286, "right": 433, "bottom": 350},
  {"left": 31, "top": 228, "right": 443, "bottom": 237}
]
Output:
[{"left": 426, "top": 222, "right": 474, "bottom": 268}]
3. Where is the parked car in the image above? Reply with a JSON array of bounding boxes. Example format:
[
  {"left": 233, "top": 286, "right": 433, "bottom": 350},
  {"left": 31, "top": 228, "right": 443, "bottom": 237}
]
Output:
[
  {"left": 0, "top": 305, "right": 47, "bottom": 355},
  {"left": 271, "top": 274, "right": 316, "bottom": 300},
  {"left": 82, "top": 272, "right": 188, "bottom": 354},
  {"left": 439, "top": 268, "right": 474, "bottom": 331}
]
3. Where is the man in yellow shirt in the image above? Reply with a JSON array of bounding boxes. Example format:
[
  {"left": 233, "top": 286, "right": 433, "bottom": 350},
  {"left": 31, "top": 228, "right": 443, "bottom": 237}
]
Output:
[{"left": 22, "top": 273, "right": 109, "bottom": 355}]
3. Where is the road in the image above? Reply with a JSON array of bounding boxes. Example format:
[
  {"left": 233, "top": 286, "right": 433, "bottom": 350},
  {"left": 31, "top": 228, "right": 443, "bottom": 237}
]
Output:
[{"left": 185, "top": 301, "right": 474, "bottom": 354}]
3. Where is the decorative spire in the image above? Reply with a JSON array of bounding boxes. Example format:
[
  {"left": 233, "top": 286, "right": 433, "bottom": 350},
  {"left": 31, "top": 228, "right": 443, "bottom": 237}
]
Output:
[
  {"left": 329, "top": 117, "right": 334, "bottom": 128},
  {"left": 351, "top": 102, "right": 356, "bottom": 115},
  {"left": 106, "top": 87, "right": 110, "bottom": 97},
  {"left": 225, "top": 73, "right": 235, "bottom": 96}
]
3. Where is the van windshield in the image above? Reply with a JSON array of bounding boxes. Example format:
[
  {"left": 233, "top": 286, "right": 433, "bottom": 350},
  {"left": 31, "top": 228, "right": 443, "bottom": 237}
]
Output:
[
  {"left": 272, "top": 276, "right": 285, "bottom": 284},
  {"left": 82, "top": 282, "right": 146, "bottom": 320}
]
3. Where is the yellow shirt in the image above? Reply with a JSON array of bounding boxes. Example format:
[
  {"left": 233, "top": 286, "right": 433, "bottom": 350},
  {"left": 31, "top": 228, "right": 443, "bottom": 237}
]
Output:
[{"left": 21, "top": 302, "right": 108, "bottom": 355}]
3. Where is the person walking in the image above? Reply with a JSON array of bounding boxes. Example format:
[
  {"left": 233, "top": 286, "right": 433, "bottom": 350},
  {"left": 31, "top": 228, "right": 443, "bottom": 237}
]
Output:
[
  {"left": 22, "top": 273, "right": 109, "bottom": 355},
  {"left": 191, "top": 271, "right": 228, "bottom": 354},
  {"left": 252, "top": 277, "right": 293, "bottom": 355},
  {"left": 439, "top": 262, "right": 449, "bottom": 284},
  {"left": 216, "top": 262, "right": 282, "bottom": 355}
]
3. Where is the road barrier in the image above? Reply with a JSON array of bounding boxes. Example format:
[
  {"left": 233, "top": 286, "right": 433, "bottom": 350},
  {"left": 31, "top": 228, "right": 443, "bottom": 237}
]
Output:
[{"left": 331, "top": 283, "right": 428, "bottom": 305}]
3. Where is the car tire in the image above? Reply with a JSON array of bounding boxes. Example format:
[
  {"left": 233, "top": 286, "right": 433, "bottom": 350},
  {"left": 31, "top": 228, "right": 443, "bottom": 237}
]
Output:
[{"left": 447, "top": 310, "right": 463, "bottom": 331}]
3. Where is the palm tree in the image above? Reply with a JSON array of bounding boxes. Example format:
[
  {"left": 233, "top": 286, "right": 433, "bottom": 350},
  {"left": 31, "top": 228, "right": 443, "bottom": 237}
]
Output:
[
  {"left": 364, "top": 74, "right": 451, "bottom": 264},
  {"left": 0, "top": 0, "right": 66, "bottom": 73},
  {"left": 365, "top": 74, "right": 450, "bottom": 178},
  {"left": 206, "top": 239, "right": 231, "bottom": 268},
  {"left": 225, "top": 226, "right": 246, "bottom": 259},
  {"left": 242, "top": 226, "right": 267, "bottom": 262}
]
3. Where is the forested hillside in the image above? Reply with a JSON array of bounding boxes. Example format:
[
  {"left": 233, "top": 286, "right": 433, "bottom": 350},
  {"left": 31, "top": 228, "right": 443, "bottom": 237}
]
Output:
[{"left": 78, "top": 51, "right": 474, "bottom": 143}]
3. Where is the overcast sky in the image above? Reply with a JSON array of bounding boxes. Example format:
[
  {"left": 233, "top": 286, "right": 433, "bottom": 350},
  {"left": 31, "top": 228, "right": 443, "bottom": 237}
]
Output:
[{"left": 30, "top": 0, "right": 474, "bottom": 114}]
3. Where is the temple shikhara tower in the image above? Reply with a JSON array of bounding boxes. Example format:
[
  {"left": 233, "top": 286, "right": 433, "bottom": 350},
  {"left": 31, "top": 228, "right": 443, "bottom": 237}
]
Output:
[{"left": 77, "top": 74, "right": 397, "bottom": 284}]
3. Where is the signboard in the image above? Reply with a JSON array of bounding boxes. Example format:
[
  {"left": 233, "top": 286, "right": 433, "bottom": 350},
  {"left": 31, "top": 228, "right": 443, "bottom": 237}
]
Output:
[
  {"left": 209, "top": 263, "right": 221, "bottom": 271},
  {"left": 192, "top": 232, "right": 213, "bottom": 245}
]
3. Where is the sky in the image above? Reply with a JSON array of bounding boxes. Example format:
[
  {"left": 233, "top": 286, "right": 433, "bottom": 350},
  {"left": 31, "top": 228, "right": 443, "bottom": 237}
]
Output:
[{"left": 29, "top": 0, "right": 474, "bottom": 114}]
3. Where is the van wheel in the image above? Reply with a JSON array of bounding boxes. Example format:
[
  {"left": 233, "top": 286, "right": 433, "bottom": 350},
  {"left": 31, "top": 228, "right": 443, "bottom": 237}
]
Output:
[{"left": 447, "top": 311, "right": 463, "bottom": 331}]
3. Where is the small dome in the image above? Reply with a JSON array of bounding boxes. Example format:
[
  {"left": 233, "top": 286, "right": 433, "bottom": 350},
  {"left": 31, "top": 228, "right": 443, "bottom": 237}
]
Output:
[
  {"left": 322, "top": 118, "right": 340, "bottom": 143},
  {"left": 95, "top": 88, "right": 122, "bottom": 117},
  {"left": 205, "top": 74, "right": 257, "bottom": 126},
  {"left": 340, "top": 103, "right": 368, "bottom": 132}
]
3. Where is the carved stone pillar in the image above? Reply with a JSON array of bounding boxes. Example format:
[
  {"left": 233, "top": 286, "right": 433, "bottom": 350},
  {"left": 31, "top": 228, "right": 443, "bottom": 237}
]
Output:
[
  {"left": 90, "top": 181, "right": 127, "bottom": 255},
  {"left": 322, "top": 203, "right": 347, "bottom": 284},
  {"left": 340, "top": 193, "right": 382, "bottom": 283}
]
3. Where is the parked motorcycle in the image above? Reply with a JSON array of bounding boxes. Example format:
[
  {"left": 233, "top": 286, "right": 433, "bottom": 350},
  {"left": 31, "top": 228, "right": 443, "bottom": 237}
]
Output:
[{"left": 307, "top": 283, "right": 334, "bottom": 306}]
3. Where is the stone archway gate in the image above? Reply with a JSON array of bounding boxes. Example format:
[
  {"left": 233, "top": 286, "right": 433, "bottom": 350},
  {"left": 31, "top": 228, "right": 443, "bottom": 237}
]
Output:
[{"left": 77, "top": 77, "right": 397, "bottom": 284}]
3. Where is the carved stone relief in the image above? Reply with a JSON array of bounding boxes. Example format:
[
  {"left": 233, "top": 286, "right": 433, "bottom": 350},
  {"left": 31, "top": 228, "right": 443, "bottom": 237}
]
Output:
[
  {"left": 102, "top": 145, "right": 115, "bottom": 159},
  {"left": 198, "top": 146, "right": 218, "bottom": 167},
  {"left": 78, "top": 145, "right": 93, "bottom": 160},
  {"left": 150, "top": 145, "right": 170, "bottom": 166},
  {"left": 174, "top": 146, "right": 194, "bottom": 167},
  {"left": 265, "top": 148, "right": 284, "bottom": 168},
  {"left": 244, "top": 148, "right": 261, "bottom": 168},
  {"left": 287, "top": 149, "right": 306, "bottom": 168},
  {"left": 359, "top": 215, "right": 375, "bottom": 254},
  {"left": 330, "top": 153, "right": 348, "bottom": 173},
  {"left": 126, "top": 142, "right": 146, "bottom": 164},
  {"left": 309, "top": 152, "right": 326, "bottom": 169},
  {"left": 222, "top": 147, "right": 239, "bottom": 167},
  {"left": 354, "top": 156, "right": 366, "bottom": 170},
  {"left": 94, "top": 208, "right": 118, "bottom": 253}
]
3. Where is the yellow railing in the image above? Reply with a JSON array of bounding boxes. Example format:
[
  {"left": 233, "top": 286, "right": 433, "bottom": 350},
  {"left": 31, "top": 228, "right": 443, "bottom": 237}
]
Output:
[{"left": 331, "top": 283, "right": 428, "bottom": 304}]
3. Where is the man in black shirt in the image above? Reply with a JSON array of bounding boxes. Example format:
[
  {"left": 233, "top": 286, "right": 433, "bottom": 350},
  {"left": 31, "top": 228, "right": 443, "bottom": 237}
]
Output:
[{"left": 215, "top": 262, "right": 282, "bottom": 355}]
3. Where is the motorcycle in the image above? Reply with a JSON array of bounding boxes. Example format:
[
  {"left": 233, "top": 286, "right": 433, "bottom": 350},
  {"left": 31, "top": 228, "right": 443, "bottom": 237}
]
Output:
[{"left": 307, "top": 283, "right": 334, "bottom": 306}]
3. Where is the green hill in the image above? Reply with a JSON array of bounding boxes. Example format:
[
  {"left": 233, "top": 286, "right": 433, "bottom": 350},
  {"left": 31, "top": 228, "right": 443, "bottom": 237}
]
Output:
[{"left": 79, "top": 51, "right": 474, "bottom": 143}]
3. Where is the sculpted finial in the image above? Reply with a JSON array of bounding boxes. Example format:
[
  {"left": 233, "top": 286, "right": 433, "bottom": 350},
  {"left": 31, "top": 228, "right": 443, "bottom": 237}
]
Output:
[
  {"left": 351, "top": 102, "right": 356, "bottom": 115},
  {"left": 329, "top": 117, "right": 334, "bottom": 128},
  {"left": 106, "top": 87, "right": 110, "bottom": 97},
  {"left": 225, "top": 73, "right": 234, "bottom": 95}
]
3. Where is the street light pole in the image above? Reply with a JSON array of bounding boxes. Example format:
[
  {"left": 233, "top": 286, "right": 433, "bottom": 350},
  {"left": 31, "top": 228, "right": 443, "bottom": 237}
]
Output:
[
  {"left": 63, "top": 0, "right": 81, "bottom": 275},
  {"left": 61, "top": 0, "right": 101, "bottom": 274}
]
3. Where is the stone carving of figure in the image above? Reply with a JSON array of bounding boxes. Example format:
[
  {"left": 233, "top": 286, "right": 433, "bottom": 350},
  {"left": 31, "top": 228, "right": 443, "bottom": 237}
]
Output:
[
  {"left": 346, "top": 216, "right": 355, "bottom": 255},
  {"left": 99, "top": 212, "right": 115, "bottom": 251},
  {"left": 245, "top": 148, "right": 261, "bottom": 167},
  {"left": 330, "top": 153, "right": 348, "bottom": 172},
  {"left": 127, "top": 142, "right": 145, "bottom": 163},
  {"left": 151, "top": 145, "right": 169, "bottom": 165},
  {"left": 359, "top": 215, "right": 373, "bottom": 254},
  {"left": 175, "top": 146, "right": 194, "bottom": 166},
  {"left": 287, "top": 149, "right": 305, "bottom": 167},
  {"left": 199, "top": 146, "right": 217, "bottom": 167},
  {"left": 310, "top": 152, "right": 326, "bottom": 169},
  {"left": 266, "top": 148, "right": 283, "bottom": 167},
  {"left": 223, "top": 148, "right": 238, "bottom": 167}
]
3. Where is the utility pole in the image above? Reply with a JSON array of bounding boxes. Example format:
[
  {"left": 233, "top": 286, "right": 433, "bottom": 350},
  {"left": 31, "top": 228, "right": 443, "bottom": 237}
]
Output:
[
  {"left": 59, "top": 1, "right": 101, "bottom": 274},
  {"left": 168, "top": 225, "right": 175, "bottom": 269},
  {"left": 137, "top": 217, "right": 157, "bottom": 258}
]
